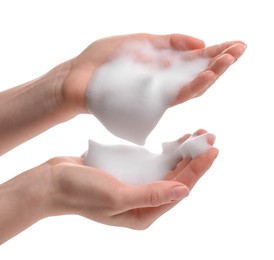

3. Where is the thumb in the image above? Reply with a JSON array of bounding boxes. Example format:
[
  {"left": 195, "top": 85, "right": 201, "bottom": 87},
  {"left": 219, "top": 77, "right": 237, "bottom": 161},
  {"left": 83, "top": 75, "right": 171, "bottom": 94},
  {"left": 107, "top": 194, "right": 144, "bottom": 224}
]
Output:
[{"left": 125, "top": 181, "right": 189, "bottom": 209}]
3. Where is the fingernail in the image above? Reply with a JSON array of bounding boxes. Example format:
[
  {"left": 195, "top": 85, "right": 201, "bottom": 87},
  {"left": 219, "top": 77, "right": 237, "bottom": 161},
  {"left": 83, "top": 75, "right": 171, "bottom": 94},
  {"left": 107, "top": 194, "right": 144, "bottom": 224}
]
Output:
[{"left": 170, "top": 186, "right": 189, "bottom": 201}]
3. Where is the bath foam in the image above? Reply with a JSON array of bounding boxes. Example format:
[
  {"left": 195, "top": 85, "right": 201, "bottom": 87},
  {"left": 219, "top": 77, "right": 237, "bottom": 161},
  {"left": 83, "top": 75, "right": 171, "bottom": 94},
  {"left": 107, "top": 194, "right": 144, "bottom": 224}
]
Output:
[
  {"left": 87, "top": 40, "right": 209, "bottom": 145},
  {"left": 84, "top": 133, "right": 214, "bottom": 186}
]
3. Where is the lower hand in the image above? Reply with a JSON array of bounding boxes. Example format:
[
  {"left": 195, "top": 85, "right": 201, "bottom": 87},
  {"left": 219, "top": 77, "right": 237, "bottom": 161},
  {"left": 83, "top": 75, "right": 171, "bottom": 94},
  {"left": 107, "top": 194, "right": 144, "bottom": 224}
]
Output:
[
  {"left": 45, "top": 130, "right": 218, "bottom": 229},
  {"left": 0, "top": 129, "right": 217, "bottom": 244}
]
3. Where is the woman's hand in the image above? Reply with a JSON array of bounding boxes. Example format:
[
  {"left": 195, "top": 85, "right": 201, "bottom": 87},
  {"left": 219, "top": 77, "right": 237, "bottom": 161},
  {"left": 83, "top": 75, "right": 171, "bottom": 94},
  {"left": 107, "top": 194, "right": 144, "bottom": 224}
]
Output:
[
  {"left": 49, "top": 130, "right": 218, "bottom": 229},
  {"left": 0, "top": 130, "right": 218, "bottom": 244},
  {"left": 63, "top": 33, "right": 246, "bottom": 112}
]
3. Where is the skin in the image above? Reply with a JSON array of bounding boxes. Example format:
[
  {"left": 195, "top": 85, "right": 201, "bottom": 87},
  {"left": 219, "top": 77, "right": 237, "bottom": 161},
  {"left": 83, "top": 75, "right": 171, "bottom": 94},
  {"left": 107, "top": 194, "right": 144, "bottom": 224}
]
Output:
[{"left": 0, "top": 33, "right": 246, "bottom": 244}]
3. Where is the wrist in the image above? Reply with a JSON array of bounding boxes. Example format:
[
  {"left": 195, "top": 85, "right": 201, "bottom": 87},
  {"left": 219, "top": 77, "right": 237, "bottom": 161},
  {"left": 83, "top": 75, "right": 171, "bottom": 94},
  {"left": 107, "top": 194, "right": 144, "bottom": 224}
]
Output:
[
  {"left": 47, "top": 60, "right": 81, "bottom": 118},
  {"left": 60, "top": 56, "right": 95, "bottom": 115},
  {"left": 40, "top": 157, "right": 84, "bottom": 217},
  {"left": 0, "top": 164, "right": 54, "bottom": 243},
  {"left": 0, "top": 60, "right": 79, "bottom": 155}
]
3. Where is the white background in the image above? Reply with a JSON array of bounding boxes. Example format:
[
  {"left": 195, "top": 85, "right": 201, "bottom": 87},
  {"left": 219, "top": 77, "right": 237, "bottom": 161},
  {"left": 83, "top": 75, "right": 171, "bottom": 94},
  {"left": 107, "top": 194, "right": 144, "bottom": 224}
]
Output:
[{"left": 0, "top": 0, "right": 273, "bottom": 259}]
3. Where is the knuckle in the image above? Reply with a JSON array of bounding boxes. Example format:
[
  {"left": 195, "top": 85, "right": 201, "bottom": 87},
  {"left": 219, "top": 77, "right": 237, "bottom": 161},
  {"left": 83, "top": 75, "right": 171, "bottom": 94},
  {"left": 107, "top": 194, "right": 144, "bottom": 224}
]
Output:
[
  {"left": 45, "top": 156, "right": 82, "bottom": 167},
  {"left": 148, "top": 189, "right": 162, "bottom": 207}
]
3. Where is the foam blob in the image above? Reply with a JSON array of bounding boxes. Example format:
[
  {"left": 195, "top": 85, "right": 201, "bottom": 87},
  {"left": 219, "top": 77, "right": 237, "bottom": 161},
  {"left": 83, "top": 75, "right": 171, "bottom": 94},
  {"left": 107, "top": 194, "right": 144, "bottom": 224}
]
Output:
[
  {"left": 84, "top": 133, "right": 214, "bottom": 186},
  {"left": 179, "top": 133, "right": 215, "bottom": 158},
  {"left": 87, "top": 40, "right": 209, "bottom": 145}
]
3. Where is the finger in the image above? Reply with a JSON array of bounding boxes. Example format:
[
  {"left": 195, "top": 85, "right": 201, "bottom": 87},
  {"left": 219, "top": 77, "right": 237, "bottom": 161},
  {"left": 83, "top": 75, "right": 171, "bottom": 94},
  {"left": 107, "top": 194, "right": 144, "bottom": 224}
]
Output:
[
  {"left": 192, "top": 129, "right": 216, "bottom": 145},
  {"left": 116, "top": 182, "right": 188, "bottom": 229},
  {"left": 174, "top": 147, "right": 219, "bottom": 190},
  {"left": 178, "top": 129, "right": 212, "bottom": 145},
  {"left": 123, "top": 181, "right": 189, "bottom": 209},
  {"left": 169, "top": 34, "right": 205, "bottom": 50},
  {"left": 208, "top": 53, "right": 235, "bottom": 75},
  {"left": 131, "top": 33, "right": 205, "bottom": 51},
  {"left": 166, "top": 129, "right": 214, "bottom": 180},
  {"left": 173, "top": 53, "right": 237, "bottom": 105},
  {"left": 172, "top": 70, "right": 216, "bottom": 105},
  {"left": 190, "top": 53, "right": 238, "bottom": 100},
  {"left": 192, "top": 128, "right": 208, "bottom": 136},
  {"left": 120, "top": 144, "right": 216, "bottom": 229},
  {"left": 201, "top": 41, "right": 246, "bottom": 58},
  {"left": 112, "top": 173, "right": 189, "bottom": 230},
  {"left": 45, "top": 156, "right": 84, "bottom": 166},
  {"left": 212, "top": 42, "right": 247, "bottom": 62},
  {"left": 166, "top": 129, "right": 212, "bottom": 180},
  {"left": 176, "top": 133, "right": 192, "bottom": 143},
  {"left": 190, "top": 53, "right": 235, "bottom": 99},
  {"left": 165, "top": 133, "right": 195, "bottom": 180},
  {"left": 172, "top": 42, "right": 246, "bottom": 105}
]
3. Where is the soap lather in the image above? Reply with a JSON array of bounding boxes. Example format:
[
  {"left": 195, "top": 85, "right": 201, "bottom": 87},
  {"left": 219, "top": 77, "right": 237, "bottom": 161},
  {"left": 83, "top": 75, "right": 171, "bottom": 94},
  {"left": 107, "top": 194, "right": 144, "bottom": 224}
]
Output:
[{"left": 84, "top": 133, "right": 214, "bottom": 186}]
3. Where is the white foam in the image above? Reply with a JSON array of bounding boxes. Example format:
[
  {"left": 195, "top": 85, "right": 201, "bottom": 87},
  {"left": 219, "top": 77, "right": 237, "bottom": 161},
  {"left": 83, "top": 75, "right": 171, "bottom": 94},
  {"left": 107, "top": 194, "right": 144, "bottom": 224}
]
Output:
[
  {"left": 87, "top": 40, "right": 209, "bottom": 145},
  {"left": 84, "top": 133, "right": 214, "bottom": 186}
]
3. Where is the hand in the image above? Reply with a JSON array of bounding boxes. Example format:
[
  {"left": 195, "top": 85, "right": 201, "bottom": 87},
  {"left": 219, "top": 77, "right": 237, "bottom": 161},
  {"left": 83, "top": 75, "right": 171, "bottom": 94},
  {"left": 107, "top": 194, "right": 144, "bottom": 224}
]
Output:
[
  {"left": 0, "top": 129, "right": 217, "bottom": 243},
  {"left": 47, "top": 130, "right": 217, "bottom": 229},
  {"left": 63, "top": 33, "right": 246, "bottom": 112}
]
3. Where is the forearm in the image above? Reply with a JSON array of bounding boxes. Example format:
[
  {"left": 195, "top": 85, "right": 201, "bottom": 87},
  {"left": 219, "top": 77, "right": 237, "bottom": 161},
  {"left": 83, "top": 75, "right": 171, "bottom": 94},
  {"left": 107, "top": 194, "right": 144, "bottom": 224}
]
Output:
[
  {"left": 0, "top": 165, "right": 52, "bottom": 244},
  {"left": 0, "top": 61, "right": 77, "bottom": 155}
]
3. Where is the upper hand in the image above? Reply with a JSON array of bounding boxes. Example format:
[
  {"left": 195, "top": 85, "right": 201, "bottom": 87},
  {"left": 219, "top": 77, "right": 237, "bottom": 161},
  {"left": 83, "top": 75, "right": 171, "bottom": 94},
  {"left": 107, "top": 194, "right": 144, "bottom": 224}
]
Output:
[{"left": 62, "top": 33, "right": 246, "bottom": 113}]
